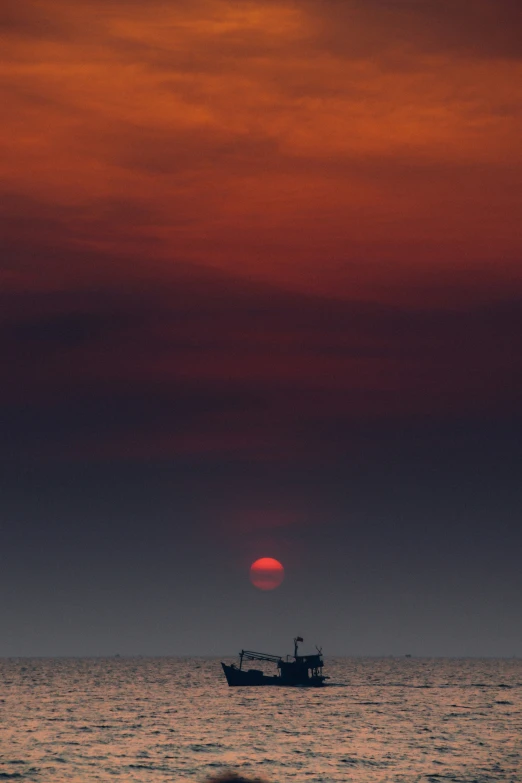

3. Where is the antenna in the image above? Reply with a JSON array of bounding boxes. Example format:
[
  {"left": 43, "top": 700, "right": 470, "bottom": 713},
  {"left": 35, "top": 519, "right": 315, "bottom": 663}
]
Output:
[{"left": 294, "top": 636, "right": 303, "bottom": 657}]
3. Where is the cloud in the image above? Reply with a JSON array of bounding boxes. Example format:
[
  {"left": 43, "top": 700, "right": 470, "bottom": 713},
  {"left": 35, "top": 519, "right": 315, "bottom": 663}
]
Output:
[
  {"left": 0, "top": 0, "right": 68, "bottom": 40},
  {"left": 2, "top": 0, "right": 521, "bottom": 292},
  {"left": 2, "top": 259, "right": 521, "bottom": 461},
  {"left": 1, "top": 0, "right": 521, "bottom": 464},
  {"left": 303, "top": 0, "right": 522, "bottom": 61}
]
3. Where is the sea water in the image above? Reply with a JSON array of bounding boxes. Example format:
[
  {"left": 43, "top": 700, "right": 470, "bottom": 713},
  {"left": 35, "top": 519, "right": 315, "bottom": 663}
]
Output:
[{"left": 1, "top": 657, "right": 520, "bottom": 782}]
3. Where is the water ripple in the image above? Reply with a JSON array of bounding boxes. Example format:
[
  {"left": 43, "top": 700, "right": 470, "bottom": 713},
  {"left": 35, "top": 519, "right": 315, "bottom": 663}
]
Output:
[{"left": 0, "top": 657, "right": 520, "bottom": 783}]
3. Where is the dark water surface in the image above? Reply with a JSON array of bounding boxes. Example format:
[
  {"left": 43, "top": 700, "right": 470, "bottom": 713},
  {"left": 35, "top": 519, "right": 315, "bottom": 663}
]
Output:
[{"left": 1, "top": 657, "right": 520, "bottom": 782}]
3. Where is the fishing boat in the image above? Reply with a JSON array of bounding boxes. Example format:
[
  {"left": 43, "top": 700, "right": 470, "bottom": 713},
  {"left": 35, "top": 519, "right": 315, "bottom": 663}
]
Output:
[{"left": 221, "top": 636, "right": 327, "bottom": 687}]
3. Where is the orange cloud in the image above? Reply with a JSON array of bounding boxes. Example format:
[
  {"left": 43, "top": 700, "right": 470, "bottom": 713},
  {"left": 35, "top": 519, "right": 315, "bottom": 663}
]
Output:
[{"left": 1, "top": 0, "right": 521, "bottom": 300}]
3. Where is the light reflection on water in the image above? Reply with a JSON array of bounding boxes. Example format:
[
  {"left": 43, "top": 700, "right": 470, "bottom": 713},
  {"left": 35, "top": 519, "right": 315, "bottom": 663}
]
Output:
[{"left": 1, "top": 657, "right": 521, "bottom": 782}]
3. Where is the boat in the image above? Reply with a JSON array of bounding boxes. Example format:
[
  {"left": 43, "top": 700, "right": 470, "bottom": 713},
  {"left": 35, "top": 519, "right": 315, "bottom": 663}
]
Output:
[{"left": 221, "top": 636, "right": 327, "bottom": 687}]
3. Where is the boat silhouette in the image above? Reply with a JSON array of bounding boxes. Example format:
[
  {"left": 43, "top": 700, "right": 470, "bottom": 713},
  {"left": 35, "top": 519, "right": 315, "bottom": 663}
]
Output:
[{"left": 221, "top": 637, "right": 327, "bottom": 687}]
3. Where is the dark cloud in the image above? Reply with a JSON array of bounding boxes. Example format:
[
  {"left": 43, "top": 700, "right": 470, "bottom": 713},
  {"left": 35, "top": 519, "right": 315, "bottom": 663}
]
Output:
[
  {"left": 0, "top": 0, "right": 67, "bottom": 39},
  {"left": 2, "top": 256, "right": 521, "bottom": 461},
  {"left": 305, "top": 0, "right": 522, "bottom": 60}
]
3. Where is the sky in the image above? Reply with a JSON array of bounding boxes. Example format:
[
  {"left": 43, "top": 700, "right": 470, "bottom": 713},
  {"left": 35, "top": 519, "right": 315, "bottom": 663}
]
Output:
[{"left": 1, "top": 0, "right": 521, "bottom": 658}]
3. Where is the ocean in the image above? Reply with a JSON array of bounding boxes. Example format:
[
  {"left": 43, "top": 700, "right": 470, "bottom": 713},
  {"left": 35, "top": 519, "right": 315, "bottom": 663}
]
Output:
[{"left": 1, "top": 657, "right": 520, "bottom": 783}]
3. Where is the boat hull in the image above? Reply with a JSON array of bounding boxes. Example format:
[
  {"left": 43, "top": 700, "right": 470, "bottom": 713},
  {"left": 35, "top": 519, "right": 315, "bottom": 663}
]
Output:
[{"left": 221, "top": 662, "right": 325, "bottom": 687}]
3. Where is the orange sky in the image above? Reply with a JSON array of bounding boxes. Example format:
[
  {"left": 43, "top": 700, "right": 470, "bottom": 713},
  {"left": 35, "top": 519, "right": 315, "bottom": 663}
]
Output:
[{"left": 2, "top": 0, "right": 521, "bottom": 301}]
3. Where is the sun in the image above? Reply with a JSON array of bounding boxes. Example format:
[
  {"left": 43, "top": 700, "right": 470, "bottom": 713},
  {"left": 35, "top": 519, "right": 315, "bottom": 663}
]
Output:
[{"left": 250, "top": 557, "right": 285, "bottom": 591}]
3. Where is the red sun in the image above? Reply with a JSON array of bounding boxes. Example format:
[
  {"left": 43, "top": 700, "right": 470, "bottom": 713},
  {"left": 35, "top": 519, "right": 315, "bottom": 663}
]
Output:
[{"left": 250, "top": 557, "right": 285, "bottom": 591}]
